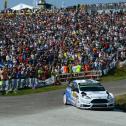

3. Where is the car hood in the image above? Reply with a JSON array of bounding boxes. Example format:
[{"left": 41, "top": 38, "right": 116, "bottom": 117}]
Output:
[{"left": 81, "top": 91, "right": 109, "bottom": 99}]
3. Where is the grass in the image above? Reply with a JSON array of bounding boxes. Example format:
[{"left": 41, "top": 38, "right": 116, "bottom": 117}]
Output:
[
  {"left": 116, "top": 94, "right": 126, "bottom": 112},
  {"left": 101, "top": 67, "right": 126, "bottom": 82},
  {"left": 2, "top": 85, "right": 66, "bottom": 96}
]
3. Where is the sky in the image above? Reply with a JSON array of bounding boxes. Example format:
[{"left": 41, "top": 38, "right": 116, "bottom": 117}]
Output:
[{"left": 0, "top": 0, "right": 126, "bottom": 10}]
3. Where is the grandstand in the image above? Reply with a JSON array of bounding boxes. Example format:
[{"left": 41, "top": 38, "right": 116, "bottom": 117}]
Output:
[{"left": 0, "top": 1, "right": 126, "bottom": 93}]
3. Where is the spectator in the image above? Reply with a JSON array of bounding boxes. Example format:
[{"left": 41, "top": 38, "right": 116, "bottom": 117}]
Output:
[{"left": 0, "top": 5, "right": 125, "bottom": 92}]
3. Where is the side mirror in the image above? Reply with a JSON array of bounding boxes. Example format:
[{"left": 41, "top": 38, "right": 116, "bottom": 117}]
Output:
[{"left": 106, "top": 90, "right": 109, "bottom": 94}]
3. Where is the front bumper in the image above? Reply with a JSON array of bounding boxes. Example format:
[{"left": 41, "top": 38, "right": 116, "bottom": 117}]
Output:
[{"left": 78, "top": 103, "right": 115, "bottom": 109}]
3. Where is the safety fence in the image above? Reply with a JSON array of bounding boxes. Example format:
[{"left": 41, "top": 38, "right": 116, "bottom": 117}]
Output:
[
  {"left": 56, "top": 70, "right": 102, "bottom": 83},
  {"left": 0, "top": 77, "right": 55, "bottom": 94},
  {"left": 0, "top": 70, "right": 102, "bottom": 94}
]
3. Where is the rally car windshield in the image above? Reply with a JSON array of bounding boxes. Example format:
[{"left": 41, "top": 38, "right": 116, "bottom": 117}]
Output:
[{"left": 79, "top": 86, "right": 105, "bottom": 92}]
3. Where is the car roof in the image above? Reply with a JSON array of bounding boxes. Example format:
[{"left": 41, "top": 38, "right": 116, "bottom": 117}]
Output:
[{"left": 73, "top": 79, "right": 100, "bottom": 85}]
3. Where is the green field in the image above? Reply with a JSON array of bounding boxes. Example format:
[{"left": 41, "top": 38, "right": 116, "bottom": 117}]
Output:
[
  {"left": 2, "top": 85, "right": 66, "bottom": 96},
  {"left": 101, "top": 67, "right": 126, "bottom": 82},
  {"left": 116, "top": 94, "right": 126, "bottom": 112}
]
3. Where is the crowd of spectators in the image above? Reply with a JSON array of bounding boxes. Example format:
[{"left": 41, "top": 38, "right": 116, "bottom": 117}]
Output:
[{"left": 0, "top": 7, "right": 126, "bottom": 91}]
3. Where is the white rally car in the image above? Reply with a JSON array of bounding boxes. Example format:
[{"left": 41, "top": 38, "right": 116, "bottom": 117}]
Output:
[{"left": 63, "top": 79, "right": 115, "bottom": 109}]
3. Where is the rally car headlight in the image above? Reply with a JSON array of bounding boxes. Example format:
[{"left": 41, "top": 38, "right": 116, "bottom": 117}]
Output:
[
  {"left": 80, "top": 96, "right": 91, "bottom": 103},
  {"left": 107, "top": 94, "right": 114, "bottom": 102},
  {"left": 81, "top": 92, "right": 91, "bottom": 99},
  {"left": 84, "top": 95, "right": 91, "bottom": 99}
]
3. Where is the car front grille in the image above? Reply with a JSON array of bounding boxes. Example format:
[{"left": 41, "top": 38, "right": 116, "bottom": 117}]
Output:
[
  {"left": 80, "top": 104, "right": 90, "bottom": 107},
  {"left": 91, "top": 99, "right": 108, "bottom": 103},
  {"left": 92, "top": 104, "right": 107, "bottom": 108}
]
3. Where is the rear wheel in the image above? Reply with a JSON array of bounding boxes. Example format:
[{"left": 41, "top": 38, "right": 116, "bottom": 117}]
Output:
[{"left": 63, "top": 94, "right": 68, "bottom": 105}]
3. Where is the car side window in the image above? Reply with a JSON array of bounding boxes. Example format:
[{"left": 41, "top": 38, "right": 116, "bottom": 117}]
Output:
[
  {"left": 68, "top": 82, "right": 73, "bottom": 88},
  {"left": 72, "top": 82, "right": 79, "bottom": 93},
  {"left": 71, "top": 82, "right": 75, "bottom": 90},
  {"left": 74, "top": 83, "right": 78, "bottom": 89}
]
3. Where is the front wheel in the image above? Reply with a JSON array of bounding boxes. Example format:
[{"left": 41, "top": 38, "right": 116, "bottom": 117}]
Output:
[
  {"left": 63, "top": 94, "right": 68, "bottom": 105},
  {"left": 75, "top": 99, "right": 80, "bottom": 108}
]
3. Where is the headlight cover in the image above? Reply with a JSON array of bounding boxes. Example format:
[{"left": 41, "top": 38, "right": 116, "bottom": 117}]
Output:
[
  {"left": 107, "top": 93, "right": 114, "bottom": 102},
  {"left": 80, "top": 96, "right": 91, "bottom": 103},
  {"left": 81, "top": 92, "right": 91, "bottom": 99},
  {"left": 84, "top": 95, "right": 91, "bottom": 99}
]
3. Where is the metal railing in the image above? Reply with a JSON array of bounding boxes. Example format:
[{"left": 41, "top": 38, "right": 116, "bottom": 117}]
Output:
[
  {"left": 0, "top": 77, "right": 55, "bottom": 94},
  {"left": 56, "top": 70, "right": 102, "bottom": 83}
]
